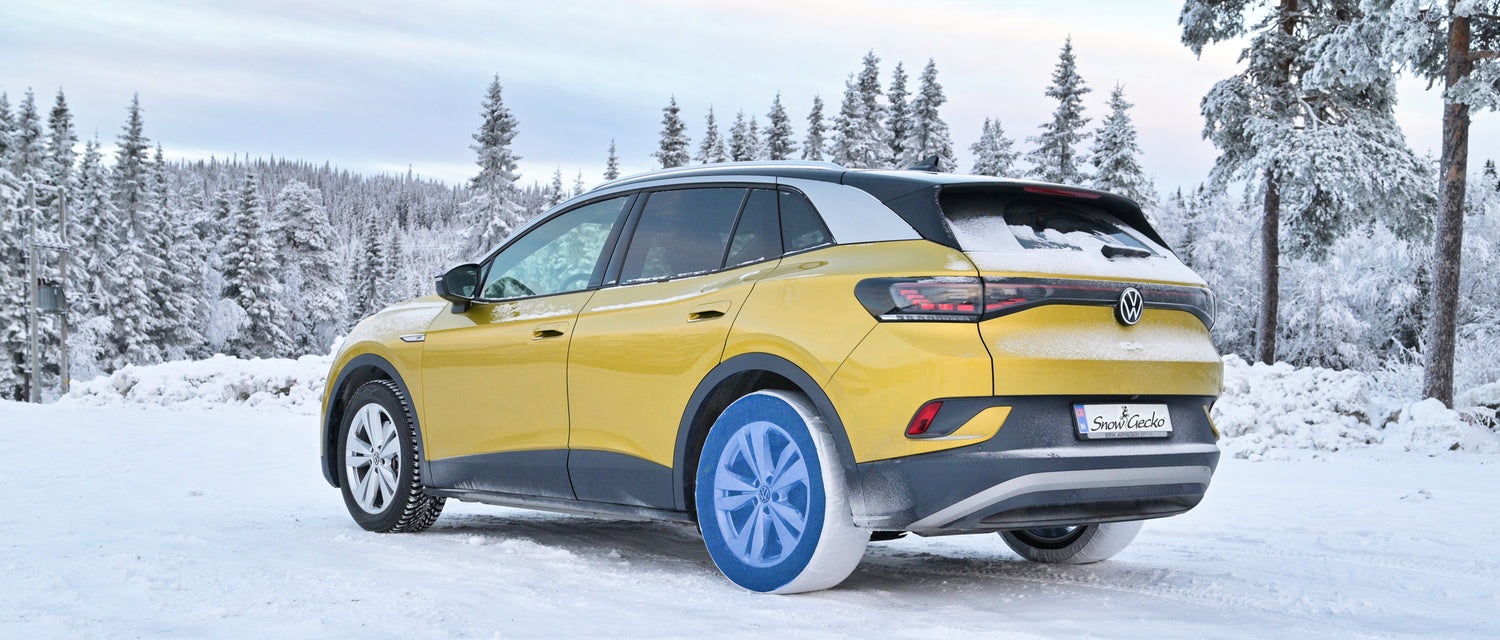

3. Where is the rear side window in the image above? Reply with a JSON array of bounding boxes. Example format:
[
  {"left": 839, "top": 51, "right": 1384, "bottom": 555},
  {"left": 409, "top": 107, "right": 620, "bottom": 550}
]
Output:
[
  {"left": 725, "top": 189, "right": 781, "bottom": 267},
  {"left": 779, "top": 190, "right": 832, "bottom": 253},
  {"left": 941, "top": 191, "right": 1158, "bottom": 255},
  {"left": 619, "top": 188, "right": 746, "bottom": 283}
]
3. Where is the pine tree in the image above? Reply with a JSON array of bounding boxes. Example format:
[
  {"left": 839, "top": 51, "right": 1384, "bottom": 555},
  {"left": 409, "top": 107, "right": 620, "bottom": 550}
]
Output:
[
  {"left": 604, "top": 139, "right": 621, "bottom": 181},
  {"left": 969, "top": 118, "right": 1020, "bottom": 176},
  {"left": 1185, "top": 0, "right": 1435, "bottom": 367},
  {"left": 222, "top": 172, "right": 292, "bottom": 358},
  {"left": 746, "top": 115, "right": 763, "bottom": 161},
  {"left": 271, "top": 180, "right": 344, "bottom": 354},
  {"left": 652, "top": 95, "right": 691, "bottom": 168},
  {"left": 1089, "top": 84, "right": 1156, "bottom": 206},
  {"left": 764, "top": 93, "right": 797, "bottom": 161},
  {"left": 1027, "top": 38, "right": 1091, "bottom": 184},
  {"left": 1485, "top": 160, "right": 1498, "bottom": 192},
  {"left": 573, "top": 171, "right": 586, "bottom": 198},
  {"left": 831, "top": 51, "right": 889, "bottom": 168},
  {"left": 803, "top": 95, "right": 827, "bottom": 161},
  {"left": 0, "top": 91, "right": 25, "bottom": 399},
  {"left": 907, "top": 59, "right": 955, "bottom": 170},
  {"left": 458, "top": 76, "right": 525, "bottom": 259},
  {"left": 886, "top": 62, "right": 912, "bottom": 166},
  {"left": 697, "top": 107, "right": 729, "bottom": 164},
  {"left": 12, "top": 90, "right": 45, "bottom": 188},
  {"left": 72, "top": 139, "right": 120, "bottom": 323}
]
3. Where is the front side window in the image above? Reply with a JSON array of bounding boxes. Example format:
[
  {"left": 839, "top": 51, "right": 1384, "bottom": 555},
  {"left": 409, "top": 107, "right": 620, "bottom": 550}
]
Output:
[
  {"left": 480, "top": 196, "right": 628, "bottom": 300},
  {"left": 619, "top": 188, "right": 746, "bottom": 283}
]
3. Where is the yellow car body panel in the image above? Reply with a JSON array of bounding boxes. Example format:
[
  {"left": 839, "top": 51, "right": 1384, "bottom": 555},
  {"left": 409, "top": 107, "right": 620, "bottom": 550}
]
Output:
[
  {"left": 981, "top": 304, "right": 1222, "bottom": 397},
  {"left": 723, "top": 240, "right": 979, "bottom": 387},
  {"left": 322, "top": 296, "right": 445, "bottom": 429},
  {"left": 419, "top": 291, "right": 595, "bottom": 461},
  {"left": 826, "top": 321, "right": 996, "bottom": 462},
  {"left": 568, "top": 262, "right": 777, "bottom": 468}
]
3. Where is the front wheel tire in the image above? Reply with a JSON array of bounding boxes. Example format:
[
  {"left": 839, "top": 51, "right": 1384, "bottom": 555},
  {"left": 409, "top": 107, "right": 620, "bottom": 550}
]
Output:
[
  {"left": 337, "top": 379, "right": 445, "bottom": 533},
  {"left": 999, "top": 521, "right": 1143, "bottom": 564},
  {"left": 695, "top": 390, "right": 869, "bottom": 594}
]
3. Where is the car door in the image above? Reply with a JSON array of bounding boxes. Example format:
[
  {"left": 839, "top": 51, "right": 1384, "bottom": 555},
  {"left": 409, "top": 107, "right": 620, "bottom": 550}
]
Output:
[
  {"left": 421, "top": 194, "right": 632, "bottom": 499},
  {"left": 567, "top": 186, "right": 784, "bottom": 508}
]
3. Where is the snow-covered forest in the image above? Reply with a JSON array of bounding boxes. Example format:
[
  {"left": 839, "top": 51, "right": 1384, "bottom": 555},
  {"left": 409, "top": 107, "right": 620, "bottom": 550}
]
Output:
[{"left": 4, "top": 13, "right": 1500, "bottom": 417}]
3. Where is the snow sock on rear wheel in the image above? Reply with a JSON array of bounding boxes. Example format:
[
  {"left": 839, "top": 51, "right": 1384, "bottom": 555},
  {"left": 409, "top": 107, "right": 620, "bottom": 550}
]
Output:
[{"left": 695, "top": 390, "right": 869, "bottom": 593}]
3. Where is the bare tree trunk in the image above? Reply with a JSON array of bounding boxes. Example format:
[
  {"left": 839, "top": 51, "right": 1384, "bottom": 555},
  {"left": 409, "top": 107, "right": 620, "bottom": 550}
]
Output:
[
  {"left": 1425, "top": 8, "right": 1472, "bottom": 406},
  {"left": 1257, "top": 167, "right": 1281, "bottom": 365}
]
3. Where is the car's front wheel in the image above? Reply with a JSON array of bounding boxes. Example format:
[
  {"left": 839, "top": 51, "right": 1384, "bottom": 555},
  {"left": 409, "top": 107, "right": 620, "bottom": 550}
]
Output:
[
  {"left": 695, "top": 390, "right": 869, "bottom": 594},
  {"left": 337, "top": 379, "right": 445, "bottom": 533},
  {"left": 999, "top": 521, "right": 1143, "bottom": 564}
]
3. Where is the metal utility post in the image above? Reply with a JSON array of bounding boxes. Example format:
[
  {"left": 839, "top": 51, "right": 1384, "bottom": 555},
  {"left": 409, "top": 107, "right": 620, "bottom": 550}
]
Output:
[
  {"left": 57, "top": 191, "right": 70, "bottom": 394},
  {"left": 25, "top": 184, "right": 40, "bottom": 404}
]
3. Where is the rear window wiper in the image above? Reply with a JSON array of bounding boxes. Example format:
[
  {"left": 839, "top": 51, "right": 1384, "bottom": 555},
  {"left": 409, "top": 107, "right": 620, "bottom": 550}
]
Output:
[{"left": 1100, "top": 244, "right": 1152, "bottom": 259}]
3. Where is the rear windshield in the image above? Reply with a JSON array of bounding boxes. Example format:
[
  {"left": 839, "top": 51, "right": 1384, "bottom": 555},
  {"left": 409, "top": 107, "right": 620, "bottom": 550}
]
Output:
[{"left": 940, "top": 191, "right": 1158, "bottom": 256}]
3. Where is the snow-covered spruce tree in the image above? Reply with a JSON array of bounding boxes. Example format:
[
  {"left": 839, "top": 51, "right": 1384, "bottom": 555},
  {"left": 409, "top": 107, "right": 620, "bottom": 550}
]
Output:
[
  {"left": 148, "top": 144, "right": 206, "bottom": 360},
  {"left": 886, "top": 63, "right": 912, "bottom": 166},
  {"left": 43, "top": 90, "right": 76, "bottom": 217},
  {"left": 697, "top": 107, "right": 729, "bottom": 164},
  {"left": 830, "top": 75, "right": 863, "bottom": 167},
  {"left": 764, "top": 94, "right": 797, "bottom": 161},
  {"left": 222, "top": 172, "right": 292, "bottom": 359},
  {"left": 1310, "top": 0, "right": 1500, "bottom": 404},
  {"left": 271, "top": 180, "right": 344, "bottom": 355},
  {"left": 109, "top": 95, "right": 165, "bottom": 365},
  {"left": 604, "top": 139, "right": 621, "bottom": 181},
  {"left": 1089, "top": 84, "right": 1157, "bottom": 206},
  {"left": 746, "top": 115, "right": 764, "bottom": 161},
  {"left": 1183, "top": 0, "right": 1436, "bottom": 366},
  {"left": 0, "top": 91, "right": 24, "bottom": 399},
  {"left": 12, "top": 90, "right": 45, "bottom": 193},
  {"left": 906, "top": 59, "right": 955, "bottom": 170},
  {"left": 729, "top": 111, "right": 755, "bottom": 162},
  {"left": 803, "top": 95, "right": 827, "bottom": 161},
  {"left": 350, "top": 222, "right": 389, "bottom": 320},
  {"left": 548, "top": 168, "right": 566, "bottom": 207},
  {"left": 458, "top": 76, "right": 525, "bottom": 260},
  {"left": 66, "top": 138, "right": 122, "bottom": 373},
  {"left": 653, "top": 96, "right": 691, "bottom": 169},
  {"left": 573, "top": 171, "right": 586, "bottom": 198},
  {"left": 969, "top": 118, "right": 1020, "bottom": 176},
  {"left": 1027, "top": 38, "right": 1091, "bottom": 184}
]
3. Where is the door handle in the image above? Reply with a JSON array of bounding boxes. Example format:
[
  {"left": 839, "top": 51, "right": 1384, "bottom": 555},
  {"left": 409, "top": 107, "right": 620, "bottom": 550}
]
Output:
[
  {"left": 688, "top": 301, "right": 731, "bottom": 322},
  {"left": 533, "top": 321, "right": 569, "bottom": 339}
]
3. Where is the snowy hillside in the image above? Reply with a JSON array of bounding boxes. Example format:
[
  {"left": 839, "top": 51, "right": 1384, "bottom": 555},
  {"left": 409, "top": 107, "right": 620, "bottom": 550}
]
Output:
[{"left": 60, "top": 353, "right": 1500, "bottom": 460}]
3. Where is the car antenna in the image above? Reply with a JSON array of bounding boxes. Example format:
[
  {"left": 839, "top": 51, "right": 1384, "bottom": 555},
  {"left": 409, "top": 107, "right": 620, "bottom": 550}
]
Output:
[{"left": 907, "top": 155, "right": 942, "bottom": 172}]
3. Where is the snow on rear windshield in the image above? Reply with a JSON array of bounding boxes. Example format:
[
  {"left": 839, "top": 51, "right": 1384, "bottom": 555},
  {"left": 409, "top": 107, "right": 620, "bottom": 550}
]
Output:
[{"left": 942, "top": 192, "right": 1156, "bottom": 256}]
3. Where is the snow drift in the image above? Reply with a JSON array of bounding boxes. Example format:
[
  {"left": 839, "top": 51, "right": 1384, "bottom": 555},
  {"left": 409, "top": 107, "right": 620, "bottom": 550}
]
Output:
[{"left": 60, "top": 352, "right": 1500, "bottom": 458}]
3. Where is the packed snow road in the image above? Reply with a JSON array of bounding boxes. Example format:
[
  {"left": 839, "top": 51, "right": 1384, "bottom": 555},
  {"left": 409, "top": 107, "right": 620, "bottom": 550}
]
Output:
[{"left": 2, "top": 402, "right": 1496, "bottom": 639}]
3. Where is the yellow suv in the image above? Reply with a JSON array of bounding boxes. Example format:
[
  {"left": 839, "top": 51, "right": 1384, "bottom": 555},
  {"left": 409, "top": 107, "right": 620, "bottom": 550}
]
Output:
[{"left": 320, "top": 162, "right": 1222, "bottom": 593}]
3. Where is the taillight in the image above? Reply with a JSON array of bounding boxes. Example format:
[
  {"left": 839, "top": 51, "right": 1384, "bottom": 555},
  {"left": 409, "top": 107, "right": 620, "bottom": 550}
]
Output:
[
  {"left": 906, "top": 401, "right": 943, "bottom": 436},
  {"left": 854, "top": 278, "right": 983, "bottom": 322},
  {"left": 855, "top": 276, "right": 1216, "bottom": 328}
]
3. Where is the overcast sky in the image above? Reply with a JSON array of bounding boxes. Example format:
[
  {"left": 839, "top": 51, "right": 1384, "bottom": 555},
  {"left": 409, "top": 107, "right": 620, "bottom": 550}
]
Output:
[{"left": 3, "top": 0, "right": 1498, "bottom": 193}]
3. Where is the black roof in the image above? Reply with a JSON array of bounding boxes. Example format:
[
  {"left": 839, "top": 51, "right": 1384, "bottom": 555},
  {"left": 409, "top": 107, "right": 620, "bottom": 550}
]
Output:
[{"left": 596, "top": 162, "right": 1168, "bottom": 250}]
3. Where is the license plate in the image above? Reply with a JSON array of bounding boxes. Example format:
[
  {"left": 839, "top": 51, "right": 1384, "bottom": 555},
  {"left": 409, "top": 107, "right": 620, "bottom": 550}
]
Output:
[{"left": 1073, "top": 403, "right": 1173, "bottom": 439}]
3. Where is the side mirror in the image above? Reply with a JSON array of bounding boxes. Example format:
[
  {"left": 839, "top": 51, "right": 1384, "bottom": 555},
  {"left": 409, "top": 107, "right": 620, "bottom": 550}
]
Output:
[{"left": 435, "top": 263, "right": 480, "bottom": 313}]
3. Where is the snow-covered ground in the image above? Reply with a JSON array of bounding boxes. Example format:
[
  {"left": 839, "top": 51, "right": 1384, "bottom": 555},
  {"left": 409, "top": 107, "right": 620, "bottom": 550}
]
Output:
[{"left": 4, "top": 374, "right": 1500, "bottom": 637}]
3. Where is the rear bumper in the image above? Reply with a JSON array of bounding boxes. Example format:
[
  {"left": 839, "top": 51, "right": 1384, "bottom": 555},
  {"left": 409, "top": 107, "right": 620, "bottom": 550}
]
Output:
[{"left": 849, "top": 395, "right": 1220, "bottom": 534}]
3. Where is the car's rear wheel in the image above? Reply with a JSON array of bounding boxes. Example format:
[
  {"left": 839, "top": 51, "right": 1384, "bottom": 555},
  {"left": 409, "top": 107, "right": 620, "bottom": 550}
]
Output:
[
  {"left": 999, "top": 521, "right": 1143, "bottom": 564},
  {"left": 337, "top": 379, "right": 445, "bottom": 533},
  {"left": 695, "top": 390, "right": 869, "bottom": 594}
]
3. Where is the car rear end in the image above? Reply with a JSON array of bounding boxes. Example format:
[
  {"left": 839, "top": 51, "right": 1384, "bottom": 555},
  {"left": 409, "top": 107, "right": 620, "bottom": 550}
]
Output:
[{"left": 835, "top": 178, "right": 1222, "bottom": 535}]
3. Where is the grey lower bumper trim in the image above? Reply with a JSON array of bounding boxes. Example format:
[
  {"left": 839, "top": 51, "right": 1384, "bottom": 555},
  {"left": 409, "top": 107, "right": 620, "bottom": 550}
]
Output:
[{"left": 905, "top": 465, "right": 1214, "bottom": 532}]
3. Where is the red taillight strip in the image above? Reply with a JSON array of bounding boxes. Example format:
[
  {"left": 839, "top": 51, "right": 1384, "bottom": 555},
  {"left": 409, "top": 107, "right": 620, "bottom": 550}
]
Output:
[{"left": 1022, "top": 186, "right": 1102, "bottom": 199}]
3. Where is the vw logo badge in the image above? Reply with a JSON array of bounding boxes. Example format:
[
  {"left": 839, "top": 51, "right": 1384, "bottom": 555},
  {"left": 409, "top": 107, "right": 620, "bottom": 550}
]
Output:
[{"left": 1116, "top": 287, "right": 1144, "bottom": 326}]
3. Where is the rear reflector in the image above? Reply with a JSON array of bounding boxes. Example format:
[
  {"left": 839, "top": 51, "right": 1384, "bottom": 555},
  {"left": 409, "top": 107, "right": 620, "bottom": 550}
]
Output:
[{"left": 906, "top": 401, "right": 944, "bottom": 436}]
